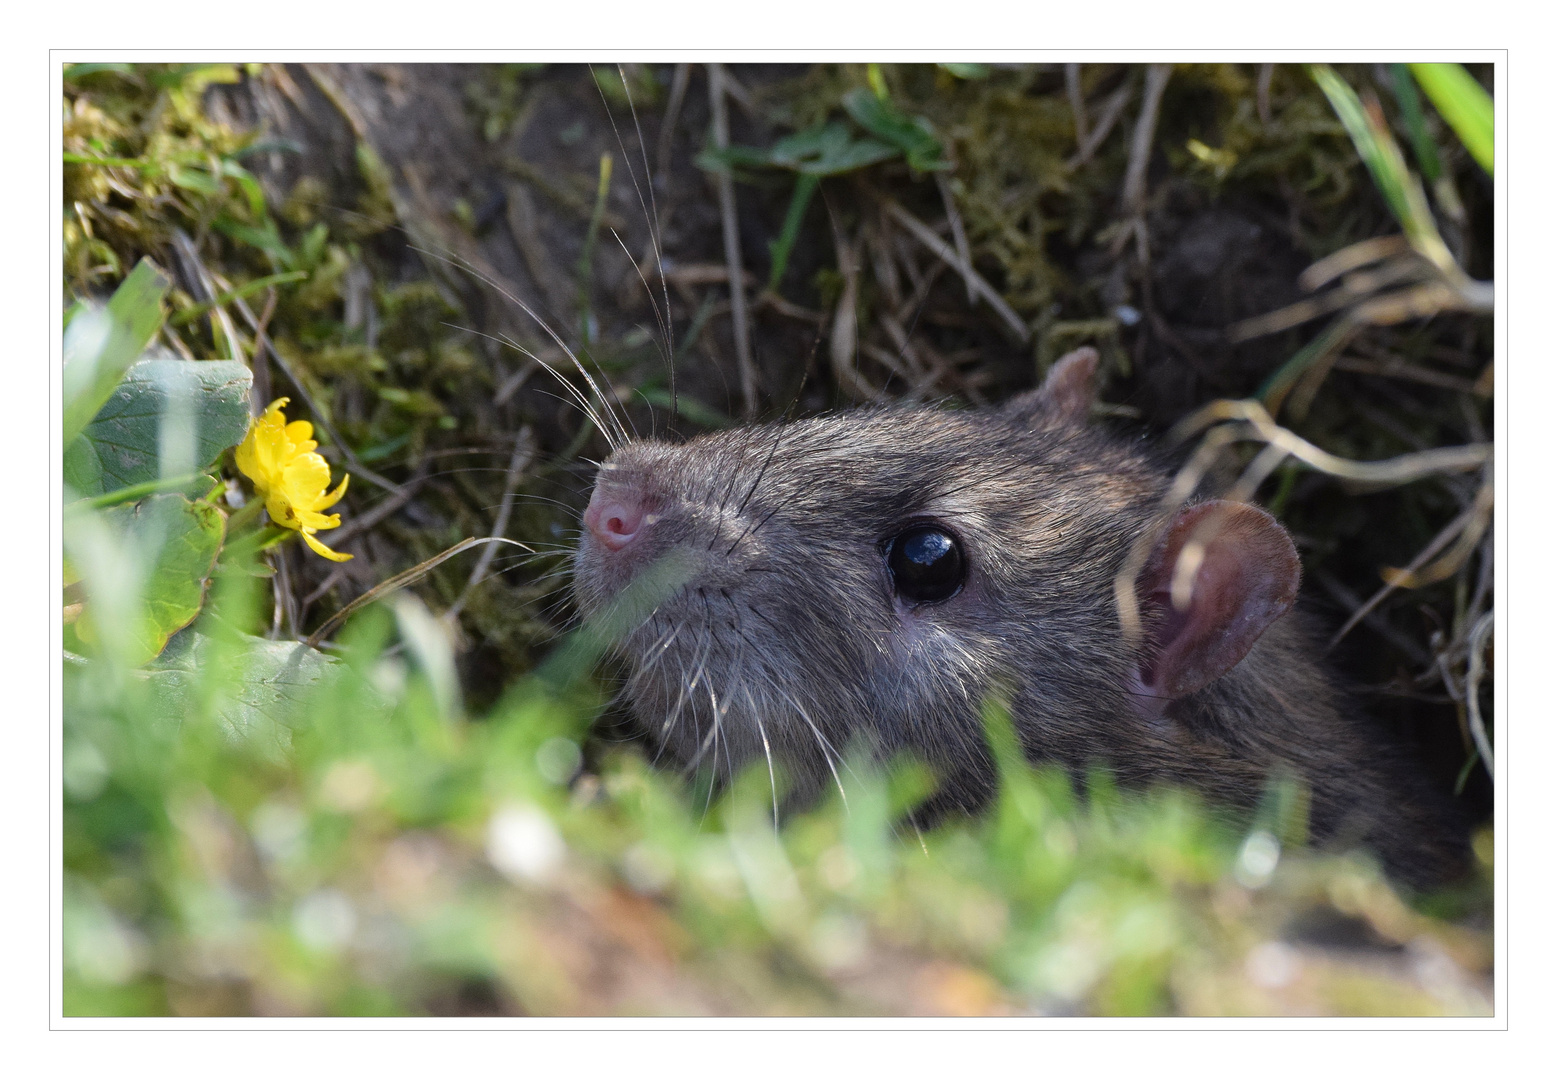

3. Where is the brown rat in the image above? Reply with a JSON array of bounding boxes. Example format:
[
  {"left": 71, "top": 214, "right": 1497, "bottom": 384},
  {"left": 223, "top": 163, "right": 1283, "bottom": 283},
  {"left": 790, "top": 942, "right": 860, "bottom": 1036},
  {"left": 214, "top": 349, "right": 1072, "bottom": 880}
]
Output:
[{"left": 571, "top": 347, "right": 1468, "bottom": 889}]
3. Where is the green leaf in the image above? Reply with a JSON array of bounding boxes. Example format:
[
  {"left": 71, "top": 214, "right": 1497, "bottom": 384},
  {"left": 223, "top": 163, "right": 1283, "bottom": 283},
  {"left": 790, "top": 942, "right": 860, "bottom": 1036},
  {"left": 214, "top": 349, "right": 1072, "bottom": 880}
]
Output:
[
  {"left": 697, "top": 121, "right": 901, "bottom": 180},
  {"left": 1409, "top": 63, "right": 1494, "bottom": 175},
  {"left": 841, "top": 89, "right": 951, "bottom": 172},
  {"left": 693, "top": 143, "right": 786, "bottom": 175},
  {"left": 298, "top": 223, "right": 330, "bottom": 270},
  {"left": 769, "top": 122, "right": 899, "bottom": 176},
  {"left": 214, "top": 216, "right": 294, "bottom": 268},
  {"left": 69, "top": 358, "right": 252, "bottom": 498},
  {"left": 937, "top": 63, "right": 990, "bottom": 80},
  {"left": 63, "top": 62, "right": 136, "bottom": 81},
  {"left": 637, "top": 387, "right": 732, "bottom": 429},
  {"left": 63, "top": 434, "right": 104, "bottom": 495},
  {"left": 217, "top": 158, "right": 269, "bottom": 220},
  {"left": 62, "top": 152, "right": 153, "bottom": 170},
  {"left": 96, "top": 494, "right": 226, "bottom": 665},
  {"left": 146, "top": 629, "right": 377, "bottom": 748},
  {"left": 63, "top": 259, "right": 170, "bottom": 445},
  {"left": 148, "top": 64, "right": 240, "bottom": 93},
  {"left": 165, "top": 162, "right": 222, "bottom": 196}
]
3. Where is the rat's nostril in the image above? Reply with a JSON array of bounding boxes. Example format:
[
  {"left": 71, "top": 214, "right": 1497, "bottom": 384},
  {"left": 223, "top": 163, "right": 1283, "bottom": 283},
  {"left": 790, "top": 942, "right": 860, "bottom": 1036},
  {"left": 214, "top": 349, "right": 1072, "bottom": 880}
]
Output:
[
  {"left": 604, "top": 507, "right": 636, "bottom": 536},
  {"left": 586, "top": 496, "right": 646, "bottom": 551}
]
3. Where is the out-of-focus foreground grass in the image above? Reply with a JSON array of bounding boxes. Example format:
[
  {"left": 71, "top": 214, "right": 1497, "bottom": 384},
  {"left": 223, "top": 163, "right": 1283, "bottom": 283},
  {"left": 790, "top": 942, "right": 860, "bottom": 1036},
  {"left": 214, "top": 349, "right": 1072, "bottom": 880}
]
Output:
[
  {"left": 62, "top": 609, "right": 1494, "bottom": 1016},
  {"left": 61, "top": 62, "right": 1493, "bottom": 1017}
]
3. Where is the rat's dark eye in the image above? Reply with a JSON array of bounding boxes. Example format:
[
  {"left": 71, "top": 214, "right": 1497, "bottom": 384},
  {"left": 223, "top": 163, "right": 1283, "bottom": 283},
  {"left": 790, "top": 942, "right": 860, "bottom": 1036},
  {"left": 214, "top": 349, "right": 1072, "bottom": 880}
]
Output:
[{"left": 885, "top": 524, "right": 966, "bottom": 604}]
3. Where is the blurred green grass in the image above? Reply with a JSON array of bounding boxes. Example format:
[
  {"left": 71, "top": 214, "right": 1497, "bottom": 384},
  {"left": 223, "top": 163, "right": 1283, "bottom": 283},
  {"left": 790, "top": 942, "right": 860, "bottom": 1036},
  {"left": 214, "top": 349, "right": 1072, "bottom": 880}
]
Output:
[{"left": 61, "top": 593, "right": 1493, "bottom": 1015}]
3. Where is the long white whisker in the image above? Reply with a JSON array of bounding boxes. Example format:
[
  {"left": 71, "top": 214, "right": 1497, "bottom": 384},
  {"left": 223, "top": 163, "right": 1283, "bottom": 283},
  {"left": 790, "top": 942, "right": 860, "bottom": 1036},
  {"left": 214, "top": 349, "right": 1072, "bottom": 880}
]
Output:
[
  {"left": 447, "top": 322, "right": 618, "bottom": 456},
  {"left": 605, "top": 62, "right": 678, "bottom": 432},
  {"left": 611, "top": 224, "right": 676, "bottom": 387},
  {"left": 758, "top": 668, "right": 850, "bottom": 810},
  {"left": 437, "top": 319, "right": 618, "bottom": 446},
  {"left": 744, "top": 683, "right": 780, "bottom": 832},
  {"left": 411, "top": 244, "right": 632, "bottom": 448},
  {"left": 668, "top": 619, "right": 712, "bottom": 741},
  {"left": 687, "top": 595, "right": 736, "bottom": 777}
]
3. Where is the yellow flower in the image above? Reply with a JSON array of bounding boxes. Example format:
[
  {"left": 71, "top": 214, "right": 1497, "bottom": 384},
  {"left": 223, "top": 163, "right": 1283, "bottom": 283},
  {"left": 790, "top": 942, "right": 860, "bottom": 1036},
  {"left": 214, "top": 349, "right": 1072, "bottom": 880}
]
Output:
[{"left": 235, "top": 397, "right": 353, "bottom": 562}]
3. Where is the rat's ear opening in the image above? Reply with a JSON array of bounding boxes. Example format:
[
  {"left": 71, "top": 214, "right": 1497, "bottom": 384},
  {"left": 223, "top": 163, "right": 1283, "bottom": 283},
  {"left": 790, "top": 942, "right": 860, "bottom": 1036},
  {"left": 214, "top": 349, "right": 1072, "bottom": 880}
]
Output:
[
  {"left": 1003, "top": 346, "right": 1099, "bottom": 427},
  {"left": 1133, "top": 500, "right": 1301, "bottom": 702}
]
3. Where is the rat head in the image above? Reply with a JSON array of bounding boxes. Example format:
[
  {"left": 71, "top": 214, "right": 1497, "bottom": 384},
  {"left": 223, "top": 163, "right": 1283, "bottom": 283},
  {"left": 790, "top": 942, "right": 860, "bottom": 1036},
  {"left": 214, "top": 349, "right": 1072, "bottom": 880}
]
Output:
[{"left": 571, "top": 349, "right": 1302, "bottom": 804}]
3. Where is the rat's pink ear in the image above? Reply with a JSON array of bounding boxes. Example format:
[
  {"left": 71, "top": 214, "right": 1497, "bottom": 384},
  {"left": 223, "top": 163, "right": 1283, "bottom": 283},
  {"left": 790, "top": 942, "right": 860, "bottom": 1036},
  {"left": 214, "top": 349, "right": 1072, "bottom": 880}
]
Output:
[
  {"left": 1134, "top": 500, "right": 1300, "bottom": 701},
  {"left": 1003, "top": 346, "right": 1099, "bottom": 426}
]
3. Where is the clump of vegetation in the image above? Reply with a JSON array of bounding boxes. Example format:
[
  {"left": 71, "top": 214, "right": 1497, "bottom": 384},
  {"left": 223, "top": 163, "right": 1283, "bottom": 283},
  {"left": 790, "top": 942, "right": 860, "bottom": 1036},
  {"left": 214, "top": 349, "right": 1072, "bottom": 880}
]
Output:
[{"left": 61, "top": 62, "right": 1493, "bottom": 1016}]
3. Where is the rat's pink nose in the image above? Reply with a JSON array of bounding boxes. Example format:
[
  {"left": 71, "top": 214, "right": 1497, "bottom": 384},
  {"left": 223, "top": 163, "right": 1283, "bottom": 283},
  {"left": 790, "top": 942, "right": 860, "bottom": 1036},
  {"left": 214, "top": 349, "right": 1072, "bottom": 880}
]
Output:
[{"left": 584, "top": 490, "right": 647, "bottom": 552}]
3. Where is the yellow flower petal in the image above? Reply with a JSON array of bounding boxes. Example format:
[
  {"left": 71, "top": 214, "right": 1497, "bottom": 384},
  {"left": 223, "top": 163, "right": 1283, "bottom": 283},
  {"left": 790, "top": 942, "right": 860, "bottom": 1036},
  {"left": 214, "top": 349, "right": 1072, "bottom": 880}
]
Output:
[
  {"left": 238, "top": 399, "right": 294, "bottom": 491},
  {"left": 234, "top": 428, "right": 259, "bottom": 487},
  {"left": 302, "top": 529, "right": 353, "bottom": 562},
  {"left": 265, "top": 489, "right": 301, "bottom": 531},
  {"left": 316, "top": 472, "right": 350, "bottom": 511},
  {"left": 281, "top": 453, "right": 333, "bottom": 509},
  {"left": 296, "top": 509, "right": 341, "bottom": 531},
  {"left": 283, "top": 419, "right": 318, "bottom": 454},
  {"left": 251, "top": 397, "right": 288, "bottom": 426}
]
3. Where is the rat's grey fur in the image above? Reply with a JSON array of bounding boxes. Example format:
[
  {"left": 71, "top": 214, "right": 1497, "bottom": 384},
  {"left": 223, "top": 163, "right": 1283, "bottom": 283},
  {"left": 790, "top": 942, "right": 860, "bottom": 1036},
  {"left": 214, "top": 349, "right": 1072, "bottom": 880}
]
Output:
[{"left": 572, "top": 390, "right": 1466, "bottom": 889}]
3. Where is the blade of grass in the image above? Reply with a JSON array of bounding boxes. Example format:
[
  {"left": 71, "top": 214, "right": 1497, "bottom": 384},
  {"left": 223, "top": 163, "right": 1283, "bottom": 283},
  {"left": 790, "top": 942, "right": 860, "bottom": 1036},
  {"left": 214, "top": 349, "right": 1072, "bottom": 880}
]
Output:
[
  {"left": 1256, "top": 316, "right": 1357, "bottom": 417},
  {"left": 1390, "top": 64, "right": 1442, "bottom": 184},
  {"left": 576, "top": 152, "right": 614, "bottom": 348},
  {"left": 169, "top": 271, "right": 308, "bottom": 326},
  {"left": 1309, "top": 65, "right": 1456, "bottom": 276},
  {"left": 304, "top": 536, "right": 534, "bottom": 648},
  {"left": 709, "top": 63, "right": 759, "bottom": 417},
  {"left": 766, "top": 173, "right": 820, "bottom": 292},
  {"left": 63, "top": 258, "right": 170, "bottom": 444},
  {"left": 1409, "top": 63, "right": 1493, "bottom": 175}
]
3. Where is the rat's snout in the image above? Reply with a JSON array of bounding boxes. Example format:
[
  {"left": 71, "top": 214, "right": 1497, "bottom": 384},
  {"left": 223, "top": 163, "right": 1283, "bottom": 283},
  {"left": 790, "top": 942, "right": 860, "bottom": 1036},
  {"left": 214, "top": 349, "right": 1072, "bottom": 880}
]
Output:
[{"left": 583, "top": 481, "right": 652, "bottom": 552}]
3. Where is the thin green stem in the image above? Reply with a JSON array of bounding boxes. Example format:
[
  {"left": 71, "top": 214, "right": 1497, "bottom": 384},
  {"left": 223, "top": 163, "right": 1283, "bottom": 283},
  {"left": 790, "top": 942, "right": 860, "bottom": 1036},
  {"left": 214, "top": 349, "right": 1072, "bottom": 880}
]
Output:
[
  {"left": 70, "top": 472, "right": 213, "bottom": 511},
  {"left": 169, "top": 271, "right": 309, "bottom": 326}
]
